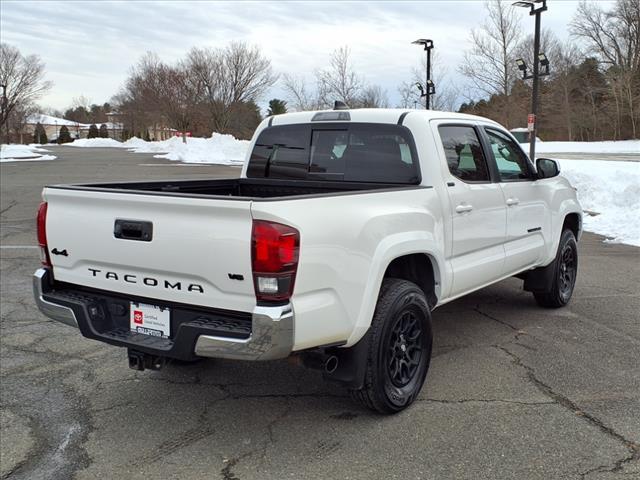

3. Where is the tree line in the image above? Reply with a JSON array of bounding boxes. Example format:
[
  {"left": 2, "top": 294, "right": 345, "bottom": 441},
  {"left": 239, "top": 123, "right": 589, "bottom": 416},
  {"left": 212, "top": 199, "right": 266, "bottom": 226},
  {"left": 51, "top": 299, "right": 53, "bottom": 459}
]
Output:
[
  {"left": 1, "top": 0, "right": 637, "bottom": 143},
  {"left": 458, "top": 0, "right": 639, "bottom": 140}
]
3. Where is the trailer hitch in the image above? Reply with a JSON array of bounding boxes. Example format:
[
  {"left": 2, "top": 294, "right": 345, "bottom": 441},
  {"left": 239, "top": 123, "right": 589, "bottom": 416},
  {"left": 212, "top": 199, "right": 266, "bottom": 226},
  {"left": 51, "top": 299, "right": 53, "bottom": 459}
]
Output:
[{"left": 127, "top": 349, "right": 166, "bottom": 371}]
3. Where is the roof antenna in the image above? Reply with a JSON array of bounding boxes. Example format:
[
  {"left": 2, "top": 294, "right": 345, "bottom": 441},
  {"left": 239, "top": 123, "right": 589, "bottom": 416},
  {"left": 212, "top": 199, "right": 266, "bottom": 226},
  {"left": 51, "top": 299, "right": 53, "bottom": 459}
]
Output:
[{"left": 334, "top": 101, "right": 349, "bottom": 110}]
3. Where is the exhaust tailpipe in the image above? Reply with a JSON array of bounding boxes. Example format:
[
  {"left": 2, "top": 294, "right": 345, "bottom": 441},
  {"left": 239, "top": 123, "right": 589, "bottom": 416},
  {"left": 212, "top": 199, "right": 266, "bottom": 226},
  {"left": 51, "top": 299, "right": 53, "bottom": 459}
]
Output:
[{"left": 291, "top": 352, "right": 339, "bottom": 374}]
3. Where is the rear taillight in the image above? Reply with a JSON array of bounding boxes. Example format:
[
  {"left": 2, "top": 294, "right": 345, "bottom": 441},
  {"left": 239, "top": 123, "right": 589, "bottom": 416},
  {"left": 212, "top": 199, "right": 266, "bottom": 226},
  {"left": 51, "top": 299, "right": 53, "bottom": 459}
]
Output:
[
  {"left": 37, "top": 202, "right": 51, "bottom": 267},
  {"left": 251, "top": 220, "right": 300, "bottom": 302}
]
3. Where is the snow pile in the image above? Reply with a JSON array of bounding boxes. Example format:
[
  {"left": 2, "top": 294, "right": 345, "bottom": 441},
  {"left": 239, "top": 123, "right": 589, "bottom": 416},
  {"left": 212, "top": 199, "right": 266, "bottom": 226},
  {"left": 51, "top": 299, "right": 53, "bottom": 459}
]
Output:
[
  {"left": 125, "top": 134, "right": 249, "bottom": 165},
  {"left": 533, "top": 140, "right": 639, "bottom": 154},
  {"left": 66, "top": 133, "right": 249, "bottom": 165},
  {"left": 68, "top": 138, "right": 126, "bottom": 148},
  {"left": 0, "top": 144, "right": 56, "bottom": 162},
  {"left": 559, "top": 159, "right": 640, "bottom": 246}
]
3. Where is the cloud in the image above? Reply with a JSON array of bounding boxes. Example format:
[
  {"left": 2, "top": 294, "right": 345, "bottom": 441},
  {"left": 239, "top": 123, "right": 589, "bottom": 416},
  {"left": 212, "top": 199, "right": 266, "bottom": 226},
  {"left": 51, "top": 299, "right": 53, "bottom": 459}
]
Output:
[{"left": 1, "top": 0, "right": 609, "bottom": 111}]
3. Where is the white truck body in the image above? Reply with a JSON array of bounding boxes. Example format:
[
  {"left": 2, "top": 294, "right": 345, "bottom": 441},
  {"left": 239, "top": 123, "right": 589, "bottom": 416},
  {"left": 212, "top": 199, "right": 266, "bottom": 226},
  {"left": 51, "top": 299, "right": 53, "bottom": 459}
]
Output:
[{"left": 34, "top": 108, "right": 581, "bottom": 410}]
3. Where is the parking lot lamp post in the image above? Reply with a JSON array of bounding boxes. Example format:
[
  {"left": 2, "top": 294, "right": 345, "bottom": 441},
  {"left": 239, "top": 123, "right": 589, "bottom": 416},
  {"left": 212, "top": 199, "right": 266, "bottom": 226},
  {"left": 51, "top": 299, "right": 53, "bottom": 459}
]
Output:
[
  {"left": 411, "top": 39, "right": 435, "bottom": 109},
  {"left": 1, "top": 84, "right": 7, "bottom": 143},
  {"left": 513, "top": 0, "right": 547, "bottom": 161}
]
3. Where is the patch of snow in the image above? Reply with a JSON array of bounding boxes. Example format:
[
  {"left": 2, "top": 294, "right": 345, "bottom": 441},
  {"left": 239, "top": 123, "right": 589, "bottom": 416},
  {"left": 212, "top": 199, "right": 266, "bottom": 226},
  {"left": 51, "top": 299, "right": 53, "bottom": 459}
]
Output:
[
  {"left": 121, "top": 137, "right": 150, "bottom": 149},
  {"left": 68, "top": 138, "right": 126, "bottom": 148},
  {"left": 125, "top": 134, "right": 249, "bottom": 165},
  {"left": 0, "top": 144, "right": 57, "bottom": 162},
  {"left": 559, "top": 159, "right": 640, "bottom": 246},
  {"left": 67, "top": 133, "right": 249, "bottom": 165},
  {"left": 530, "top": 140, "right": 639, "bottom": 154}
]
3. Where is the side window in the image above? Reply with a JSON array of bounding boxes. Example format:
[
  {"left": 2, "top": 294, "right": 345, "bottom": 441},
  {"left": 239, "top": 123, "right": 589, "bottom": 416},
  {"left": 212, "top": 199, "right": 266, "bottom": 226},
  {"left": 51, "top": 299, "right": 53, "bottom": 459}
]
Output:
[
  {"left": 485, "top": 128, "right": 533, "bottom": 181},
  {"left": 438, "top": 125, "right": 490, "bottom": 182}
]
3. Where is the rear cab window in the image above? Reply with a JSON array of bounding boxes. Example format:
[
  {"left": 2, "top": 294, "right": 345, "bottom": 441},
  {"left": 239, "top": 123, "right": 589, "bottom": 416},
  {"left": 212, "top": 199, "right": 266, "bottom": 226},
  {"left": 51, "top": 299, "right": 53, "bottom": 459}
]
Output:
[{"left": 247, "top": 123, "right": 421, "bottom": 184}]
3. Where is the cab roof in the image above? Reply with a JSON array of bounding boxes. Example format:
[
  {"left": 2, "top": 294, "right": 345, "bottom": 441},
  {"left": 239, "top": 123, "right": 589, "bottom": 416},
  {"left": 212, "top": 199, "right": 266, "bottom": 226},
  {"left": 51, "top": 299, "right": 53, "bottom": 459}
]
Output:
[{"left": 269, "top": 108, "right": 499, "bottom": 127}]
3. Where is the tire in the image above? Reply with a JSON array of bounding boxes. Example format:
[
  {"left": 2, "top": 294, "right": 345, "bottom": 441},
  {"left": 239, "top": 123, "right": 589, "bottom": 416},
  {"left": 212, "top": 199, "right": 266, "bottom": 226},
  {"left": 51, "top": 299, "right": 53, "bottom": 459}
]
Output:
[
  {"left": 534, "top": 229, "right": 578, "bottom": 308},
  {"left": 349, "top": 278, "right": 433, "bottom": 414}
]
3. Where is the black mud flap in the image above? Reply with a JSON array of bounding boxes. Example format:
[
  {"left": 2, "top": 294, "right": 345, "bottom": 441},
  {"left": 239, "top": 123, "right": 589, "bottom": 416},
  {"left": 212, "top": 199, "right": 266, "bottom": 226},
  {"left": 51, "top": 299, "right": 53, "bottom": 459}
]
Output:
[
  {"left": 323, "top": 336, "right": 370, "bottom": 390},
  {"left": 523, "top": 259, "right": 557, "bottom": 293}
]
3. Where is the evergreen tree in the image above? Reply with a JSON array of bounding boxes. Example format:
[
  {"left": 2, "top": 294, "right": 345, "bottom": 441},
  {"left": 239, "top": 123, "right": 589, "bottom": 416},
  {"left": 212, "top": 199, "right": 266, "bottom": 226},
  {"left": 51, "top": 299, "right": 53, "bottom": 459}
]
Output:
[
  {"left": 267, "top": 99, "right": 287, "bottom": 116},
  {"left": 58, "top": 125, "right": 72, "bottom": 144},
  {"left": 33, "top": 122, "right": 48, "bottom": 144},
  {"left": 99, "top": 124, "right": 109, "bottom": 138},
  {"left": 87, "top": 124, "right": 99, "bottom": 138}
]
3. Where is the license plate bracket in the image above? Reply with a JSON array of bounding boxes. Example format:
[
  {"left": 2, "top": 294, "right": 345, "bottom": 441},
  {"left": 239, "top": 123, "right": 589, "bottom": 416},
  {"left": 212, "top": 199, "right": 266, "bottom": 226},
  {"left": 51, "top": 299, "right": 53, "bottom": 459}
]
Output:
[{"left": 130, "top": 302, "right": 171, "bottom": 338}]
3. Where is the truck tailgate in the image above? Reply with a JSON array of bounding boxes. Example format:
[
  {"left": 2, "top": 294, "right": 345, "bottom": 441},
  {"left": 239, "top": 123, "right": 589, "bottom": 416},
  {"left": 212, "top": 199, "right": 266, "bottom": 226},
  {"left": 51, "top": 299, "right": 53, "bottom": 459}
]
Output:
[{"left": 43, "top": 187, "right": 256, "bottom": 313}]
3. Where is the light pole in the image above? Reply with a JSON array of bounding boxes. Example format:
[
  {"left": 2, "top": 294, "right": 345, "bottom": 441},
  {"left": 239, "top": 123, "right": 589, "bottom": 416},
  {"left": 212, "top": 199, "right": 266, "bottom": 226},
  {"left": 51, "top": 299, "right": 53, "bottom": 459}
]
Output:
[
  {"left": 411, "top": 39, "right": 435, "bottom": 109},
  {"left": 513, "top": 0, "right": 548, "bottom": 161},
  {"left": 1, "top": 84, "right": 7, "bottom": 143}
]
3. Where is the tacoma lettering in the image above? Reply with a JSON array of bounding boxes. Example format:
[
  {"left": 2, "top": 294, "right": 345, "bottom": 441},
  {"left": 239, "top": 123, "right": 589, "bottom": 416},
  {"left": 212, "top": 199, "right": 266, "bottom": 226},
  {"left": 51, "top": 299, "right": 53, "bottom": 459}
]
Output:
[{"left": 86, "top": 268, "right": 203, "bottom": 293}]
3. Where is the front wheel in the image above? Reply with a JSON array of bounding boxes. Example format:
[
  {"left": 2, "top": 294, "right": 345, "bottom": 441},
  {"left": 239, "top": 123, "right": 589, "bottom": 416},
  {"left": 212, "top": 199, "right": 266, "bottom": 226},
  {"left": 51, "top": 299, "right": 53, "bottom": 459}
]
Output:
[
  {"left": 349, "top": 279, "right": 433, "bottom": 414},
  {"left": 534, "top": 229, "right": 578, "bottom": 308}
]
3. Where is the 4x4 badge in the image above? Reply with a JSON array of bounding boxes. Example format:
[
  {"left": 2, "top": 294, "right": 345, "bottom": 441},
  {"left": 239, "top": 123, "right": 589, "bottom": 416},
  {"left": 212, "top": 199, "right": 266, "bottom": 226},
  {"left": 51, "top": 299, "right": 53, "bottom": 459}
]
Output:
[{"left": 51, "top": 248, "right": 69, "bottom": 256}]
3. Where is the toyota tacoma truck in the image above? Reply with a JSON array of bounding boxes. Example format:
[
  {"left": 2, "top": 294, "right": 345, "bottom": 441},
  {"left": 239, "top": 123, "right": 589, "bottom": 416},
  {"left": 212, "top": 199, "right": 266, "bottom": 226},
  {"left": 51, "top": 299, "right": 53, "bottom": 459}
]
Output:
[{"left": 33, "top": 108, "right": 582, "bottom": 413}]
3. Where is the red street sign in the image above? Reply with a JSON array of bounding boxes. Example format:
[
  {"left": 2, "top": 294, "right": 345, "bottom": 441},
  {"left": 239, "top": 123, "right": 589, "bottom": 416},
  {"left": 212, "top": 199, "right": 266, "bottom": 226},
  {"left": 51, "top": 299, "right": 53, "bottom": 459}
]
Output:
[{"left": 527, "top": 114, "right": 536, "bottom": 132}]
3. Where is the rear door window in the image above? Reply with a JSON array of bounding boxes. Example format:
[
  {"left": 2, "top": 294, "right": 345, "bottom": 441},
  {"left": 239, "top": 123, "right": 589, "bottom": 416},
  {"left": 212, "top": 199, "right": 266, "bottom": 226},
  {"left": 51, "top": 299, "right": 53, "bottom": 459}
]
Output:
[
  {"left": 437, "top": 125, "right": 491, "bottom": 182},
  {"left": 247, "top": 123, "right": 420, "bottom": 184}
]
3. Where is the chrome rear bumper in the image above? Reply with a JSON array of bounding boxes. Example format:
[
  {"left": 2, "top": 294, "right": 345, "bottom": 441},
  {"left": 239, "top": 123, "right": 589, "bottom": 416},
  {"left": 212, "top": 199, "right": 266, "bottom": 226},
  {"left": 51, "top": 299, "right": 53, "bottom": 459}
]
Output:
[
  {"left": 33, "top": 268, "right": 294, "bottom": 361},
  {"left": 33, "top": 268, "right": 78, "bottom": 328}
]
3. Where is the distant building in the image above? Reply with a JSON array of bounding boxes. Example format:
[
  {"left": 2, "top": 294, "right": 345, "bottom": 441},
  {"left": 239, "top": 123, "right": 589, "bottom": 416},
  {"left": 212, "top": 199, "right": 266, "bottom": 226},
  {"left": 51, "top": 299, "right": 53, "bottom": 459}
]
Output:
[
  {"left": 23, "top": 113, "right": 176, "bottom": 143},
  {"left": 25, "top": 114, "right": 124, "bottom": 142}
]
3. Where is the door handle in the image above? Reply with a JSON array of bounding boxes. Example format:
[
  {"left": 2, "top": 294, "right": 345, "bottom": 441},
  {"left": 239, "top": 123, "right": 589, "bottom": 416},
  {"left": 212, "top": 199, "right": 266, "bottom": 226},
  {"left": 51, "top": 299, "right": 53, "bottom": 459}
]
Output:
[
  {"left": 455, "top": 204, "right": 473, "bottom": 214},
  {"left": 506, "top": 197, "right": 520, "bottom": 206}
]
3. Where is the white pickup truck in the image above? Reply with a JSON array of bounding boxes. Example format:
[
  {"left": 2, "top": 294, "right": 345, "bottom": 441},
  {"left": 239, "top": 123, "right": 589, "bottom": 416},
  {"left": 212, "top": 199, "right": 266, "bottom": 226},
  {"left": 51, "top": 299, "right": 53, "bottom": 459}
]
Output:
[{"left": 34, "top": 108, "right": 582, "bottom": 413}]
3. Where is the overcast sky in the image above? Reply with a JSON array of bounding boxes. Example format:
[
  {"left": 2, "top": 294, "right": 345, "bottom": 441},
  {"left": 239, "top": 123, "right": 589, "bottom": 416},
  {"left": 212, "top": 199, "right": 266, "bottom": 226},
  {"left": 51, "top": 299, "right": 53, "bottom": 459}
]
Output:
[{"left": 1, "top": 0, "right": 612, "bottom": 113}]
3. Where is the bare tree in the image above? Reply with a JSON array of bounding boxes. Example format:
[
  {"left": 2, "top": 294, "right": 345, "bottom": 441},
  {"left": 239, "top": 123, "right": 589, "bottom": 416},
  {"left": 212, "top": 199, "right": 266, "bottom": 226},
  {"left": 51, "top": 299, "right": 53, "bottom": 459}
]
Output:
[
  {"left": 71, "top": 95, "right": 92, "bottom": 112},
  {"left": 282, "top": 74, "right": 322, "bottom": 111},
  {"left": 546, "top": 41, "right": 585, "bottom": 140},
  {"left": 185, "top": 42, "right": 277, "bottom": 133},
  {"left": 571, "top": 0, "right": 640, "bottom": 137},
  {"left": 116, "top": 52, "right": 200, "bottom": 142},
  {"left": 516, "top": 28, "right": 562, "bottom": 72},
  {"left": 7, "top": 102, "right": 37, "bottom": 143},
  {"left": 571, "top": 0, "right": 639, "bottom": 71},
  {"left": 0, "top": 43, "right": 52, "bottom": 141},
  {"left": 358, "top": 85, "right": 389, "bottom": 108},
  {"left": 459, "top": 0, "right": 522, "bottom": 126},
  {"left": 155, "top": 64, "right": 198, "bottom": 143},
  {"left": 283, "top": 46, "right": 387, "bottom": 110},
  {"left": 316, "top": 46, "right": 364, "bottom": 107}
]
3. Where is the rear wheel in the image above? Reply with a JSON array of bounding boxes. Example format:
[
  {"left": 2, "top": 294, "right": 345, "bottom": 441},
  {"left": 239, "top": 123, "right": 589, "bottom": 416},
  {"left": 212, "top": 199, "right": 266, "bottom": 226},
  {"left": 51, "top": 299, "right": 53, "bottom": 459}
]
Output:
[
  {"left": 534, "top": 229, "right": 578, "bottom": 308},
  {"left": 349, "top": 279, "right": 433, "bottom": 414}
]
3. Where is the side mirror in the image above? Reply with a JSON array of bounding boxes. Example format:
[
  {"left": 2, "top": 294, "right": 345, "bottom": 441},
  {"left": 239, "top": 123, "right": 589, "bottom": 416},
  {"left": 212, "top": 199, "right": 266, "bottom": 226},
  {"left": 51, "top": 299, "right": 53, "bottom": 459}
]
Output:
[{"left": 536, "top": 158, "right": 560, "bottom": 179}]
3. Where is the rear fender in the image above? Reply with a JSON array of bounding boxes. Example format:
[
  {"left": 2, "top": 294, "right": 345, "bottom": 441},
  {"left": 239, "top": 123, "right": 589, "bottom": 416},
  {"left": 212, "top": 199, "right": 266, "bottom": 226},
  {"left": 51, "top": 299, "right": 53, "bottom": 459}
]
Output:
[{"left": 344, "top": 231, "right": 444, "bottom": 347}]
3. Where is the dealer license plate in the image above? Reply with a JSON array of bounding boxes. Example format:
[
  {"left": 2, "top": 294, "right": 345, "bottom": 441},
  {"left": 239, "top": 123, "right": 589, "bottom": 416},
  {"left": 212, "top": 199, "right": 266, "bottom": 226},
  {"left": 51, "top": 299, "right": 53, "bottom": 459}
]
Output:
[{"left": 130, "top": 302, "right": 171, "bottom": 338}]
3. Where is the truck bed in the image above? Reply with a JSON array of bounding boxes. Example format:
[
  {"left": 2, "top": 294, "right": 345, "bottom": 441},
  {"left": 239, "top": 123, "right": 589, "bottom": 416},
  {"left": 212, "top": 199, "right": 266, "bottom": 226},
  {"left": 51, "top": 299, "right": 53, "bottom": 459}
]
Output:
[{"left": 48, "top": 178, "right": 419, "bottom": 200}]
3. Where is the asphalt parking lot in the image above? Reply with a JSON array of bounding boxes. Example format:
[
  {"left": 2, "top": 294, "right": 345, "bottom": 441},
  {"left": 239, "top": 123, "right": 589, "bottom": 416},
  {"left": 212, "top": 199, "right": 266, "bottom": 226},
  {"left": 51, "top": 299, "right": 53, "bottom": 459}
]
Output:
[{"left": 1, "top": 146, "right": 639, "bottom": 480}]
